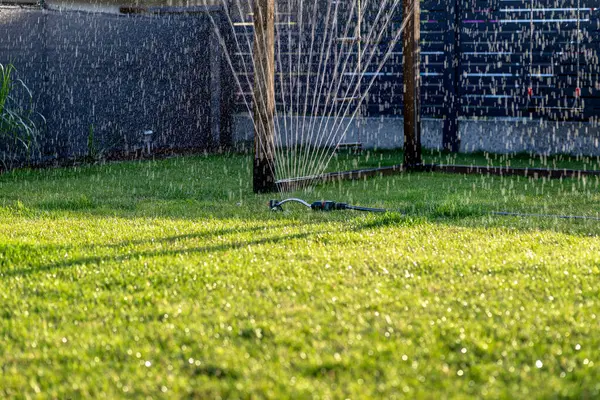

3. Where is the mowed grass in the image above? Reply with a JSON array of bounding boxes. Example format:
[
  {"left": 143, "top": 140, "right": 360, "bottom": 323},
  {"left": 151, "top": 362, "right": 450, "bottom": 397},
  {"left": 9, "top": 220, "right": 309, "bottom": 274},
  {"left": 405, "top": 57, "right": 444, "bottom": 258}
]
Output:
[{"left": 0, "top": 152, "right": 599, "bottom": 399}]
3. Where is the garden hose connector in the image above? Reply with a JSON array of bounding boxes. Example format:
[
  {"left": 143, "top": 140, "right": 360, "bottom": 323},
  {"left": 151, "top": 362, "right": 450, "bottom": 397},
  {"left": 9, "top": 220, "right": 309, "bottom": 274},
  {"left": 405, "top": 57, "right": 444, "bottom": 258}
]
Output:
[
  {"left": 269, "top": 200, "right": 280, "bottom": 209},
  {"left": 310, "top": 201, "right": 348, "bottom": 211},
  {"left": 269, "top": 199, "right": 348, "bottom": 211}
]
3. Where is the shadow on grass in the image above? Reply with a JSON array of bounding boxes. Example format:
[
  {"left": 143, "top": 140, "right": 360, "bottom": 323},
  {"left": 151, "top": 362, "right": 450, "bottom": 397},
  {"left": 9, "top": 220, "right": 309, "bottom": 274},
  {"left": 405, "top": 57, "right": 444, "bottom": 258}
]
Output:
[
  {"left": 2, "top": 230, "right": 322, "bottom": 279},
  {"left": 2, "top": 212, "right": 433, "bottom": 279},
  {"left": 5, "top": 205, "right": 599, "bottom": 277},
  {"left": 3, "top": 206, "right": 598, "bottom": 280},
  {"left": 90, "top": 225, "right": 275, "bottom": 250}
]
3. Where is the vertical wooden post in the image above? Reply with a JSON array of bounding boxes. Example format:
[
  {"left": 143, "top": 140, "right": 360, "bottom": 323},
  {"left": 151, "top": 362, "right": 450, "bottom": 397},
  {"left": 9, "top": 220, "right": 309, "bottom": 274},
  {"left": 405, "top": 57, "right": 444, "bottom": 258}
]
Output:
[
  {"left": 403, "top": 0, "right": 422, "bottom": 168},
  {"left": 442, "top": 0, "right": 461, "bottom": 152},
  {"left": 253, "top": 0, "right": 277, "bottom": 193}
]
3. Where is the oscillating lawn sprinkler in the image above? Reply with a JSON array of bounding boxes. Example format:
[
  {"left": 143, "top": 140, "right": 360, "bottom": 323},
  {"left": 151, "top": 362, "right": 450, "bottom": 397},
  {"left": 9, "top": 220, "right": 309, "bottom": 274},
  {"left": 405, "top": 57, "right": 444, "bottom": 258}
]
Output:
[{"left": 269, "top": 198, "right": 386, "bottom": 212}]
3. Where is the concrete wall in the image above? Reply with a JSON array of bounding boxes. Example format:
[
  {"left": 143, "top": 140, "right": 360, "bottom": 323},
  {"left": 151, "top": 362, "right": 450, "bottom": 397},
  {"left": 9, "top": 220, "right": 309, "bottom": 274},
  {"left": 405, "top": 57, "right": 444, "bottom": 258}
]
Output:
[
  {"left": 459, "top": 118, "right": 600, "bottom": 156},
  {"left": 0, "top": 6, "right": 228, "bottom": 165},
  {"left": 234, "top": 115, "right": 600, "bottom": 156}
]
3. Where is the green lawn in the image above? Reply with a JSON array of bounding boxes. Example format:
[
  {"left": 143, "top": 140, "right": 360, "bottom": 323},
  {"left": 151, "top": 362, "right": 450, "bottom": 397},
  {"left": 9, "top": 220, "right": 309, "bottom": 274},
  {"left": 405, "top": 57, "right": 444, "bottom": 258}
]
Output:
[{"left": 0, "top": 152, "right": 599, "bottom": 398}]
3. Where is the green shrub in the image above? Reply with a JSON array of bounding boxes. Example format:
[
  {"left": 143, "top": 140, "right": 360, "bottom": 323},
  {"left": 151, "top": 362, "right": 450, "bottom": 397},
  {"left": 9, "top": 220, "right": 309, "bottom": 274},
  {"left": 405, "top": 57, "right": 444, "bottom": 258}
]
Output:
[{"left": 0, "top": 63, "right": 43, "bottom": 169}]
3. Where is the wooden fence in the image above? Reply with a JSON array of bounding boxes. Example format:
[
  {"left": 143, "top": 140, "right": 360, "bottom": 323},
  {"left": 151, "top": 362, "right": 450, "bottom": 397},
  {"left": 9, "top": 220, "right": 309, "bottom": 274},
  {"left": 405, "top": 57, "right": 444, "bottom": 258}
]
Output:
[{"left": 228, "top": 0, "right": 599, "bottom": 148}]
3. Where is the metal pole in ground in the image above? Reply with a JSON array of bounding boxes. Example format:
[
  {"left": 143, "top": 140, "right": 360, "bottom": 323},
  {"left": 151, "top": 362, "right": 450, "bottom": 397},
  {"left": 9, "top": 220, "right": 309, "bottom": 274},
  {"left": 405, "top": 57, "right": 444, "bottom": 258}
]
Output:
[
  {"left": 253, "top": 0, "right": 277, "bottom": 193},
  {"left": 402, "top": 0, "right": 422, "bottom": 168}
]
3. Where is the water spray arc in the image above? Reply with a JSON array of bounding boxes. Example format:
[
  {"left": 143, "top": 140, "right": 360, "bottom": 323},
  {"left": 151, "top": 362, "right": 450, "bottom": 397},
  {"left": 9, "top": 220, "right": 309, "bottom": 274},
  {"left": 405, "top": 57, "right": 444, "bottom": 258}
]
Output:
[
  {"left": 248, "top": 0, "right": 423, "bottom": 193},
  {"left": 200, "top": 0, "right": 425, "bottom": 193}
]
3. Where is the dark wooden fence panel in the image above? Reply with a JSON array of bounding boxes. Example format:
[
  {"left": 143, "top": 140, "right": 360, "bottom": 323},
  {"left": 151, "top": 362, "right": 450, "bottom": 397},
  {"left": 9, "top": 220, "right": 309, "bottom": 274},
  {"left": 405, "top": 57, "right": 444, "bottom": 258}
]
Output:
[{"left": 460, "top": 0, "right": 600, "bottom": 120}]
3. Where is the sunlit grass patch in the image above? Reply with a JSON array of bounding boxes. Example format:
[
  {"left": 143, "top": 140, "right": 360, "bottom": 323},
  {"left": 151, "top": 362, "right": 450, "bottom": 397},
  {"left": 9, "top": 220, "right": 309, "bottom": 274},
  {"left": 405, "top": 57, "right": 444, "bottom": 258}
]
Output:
[{"left": 0, "top": 152, "right": 599, "bottom": 398}]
